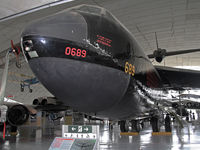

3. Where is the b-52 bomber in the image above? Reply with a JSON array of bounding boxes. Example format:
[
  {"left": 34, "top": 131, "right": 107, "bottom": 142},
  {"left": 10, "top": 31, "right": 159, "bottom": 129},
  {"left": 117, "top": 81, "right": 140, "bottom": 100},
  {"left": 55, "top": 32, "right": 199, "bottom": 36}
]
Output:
[{"left": 1, "top": 4, "right": 200, "bottom": 132}]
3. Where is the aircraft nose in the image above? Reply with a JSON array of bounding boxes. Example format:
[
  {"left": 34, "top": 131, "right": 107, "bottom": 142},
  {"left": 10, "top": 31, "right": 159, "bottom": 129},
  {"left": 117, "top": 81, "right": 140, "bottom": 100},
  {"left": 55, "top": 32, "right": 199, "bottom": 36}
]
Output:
[{"left": 21, "top": 10, "right": 87, "bottom": 44}]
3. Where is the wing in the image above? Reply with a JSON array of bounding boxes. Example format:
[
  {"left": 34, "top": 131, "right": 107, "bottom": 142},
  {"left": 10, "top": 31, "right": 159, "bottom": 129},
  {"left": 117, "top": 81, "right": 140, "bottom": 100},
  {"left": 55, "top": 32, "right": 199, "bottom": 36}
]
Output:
[
  {"left": 155, "top": 65, "right": 200, "bottom": 89},
  {"left": 148, "top": 48, "right": 200, "bottom": 63},
  {"left": 148, "top": 48, "right": 200, "bottom": 59}
]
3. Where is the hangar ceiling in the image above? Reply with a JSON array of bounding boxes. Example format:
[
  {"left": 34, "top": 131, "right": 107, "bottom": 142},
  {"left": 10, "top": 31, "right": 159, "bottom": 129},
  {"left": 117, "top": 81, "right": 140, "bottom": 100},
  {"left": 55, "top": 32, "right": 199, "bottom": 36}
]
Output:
[
  {"left": 0, "top": 0, "right": 200, "bottom": 104},
  {"left": 0, "top": 0, "right": 63, "bottom": 18}
]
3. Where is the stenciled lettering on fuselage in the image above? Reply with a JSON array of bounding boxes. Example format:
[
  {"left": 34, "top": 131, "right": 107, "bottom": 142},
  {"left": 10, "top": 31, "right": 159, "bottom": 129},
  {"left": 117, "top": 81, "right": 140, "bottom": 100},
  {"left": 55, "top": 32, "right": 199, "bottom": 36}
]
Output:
[
  {"left": 65, "top": 47, "right": 87, "bottom": 58},
  {"left": 96, "top": 35, "right": 112, "bottom": 47},
  {"left": 124, "top": 62, "right": 135, "bottom": 76}
]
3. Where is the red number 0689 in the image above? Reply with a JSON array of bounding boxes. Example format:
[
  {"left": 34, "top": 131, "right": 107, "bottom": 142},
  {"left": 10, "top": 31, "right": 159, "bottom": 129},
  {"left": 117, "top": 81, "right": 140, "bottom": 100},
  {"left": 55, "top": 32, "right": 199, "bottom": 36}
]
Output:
[{"left": 65, "top": 47, "right": 87, "bottom": 58}]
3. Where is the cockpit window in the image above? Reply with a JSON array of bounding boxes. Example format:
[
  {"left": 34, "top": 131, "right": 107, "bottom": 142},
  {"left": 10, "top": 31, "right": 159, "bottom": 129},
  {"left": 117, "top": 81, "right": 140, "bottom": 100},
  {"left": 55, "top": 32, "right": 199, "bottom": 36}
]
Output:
[
  {"left": 71, "top": 5, "right": 131, "bottom": 60},
  {"left": 72, "top": 5, "right": 102, "bottom": 15},
  {"left": 71, "top": 4, "right": 116, "bottom": 21}
]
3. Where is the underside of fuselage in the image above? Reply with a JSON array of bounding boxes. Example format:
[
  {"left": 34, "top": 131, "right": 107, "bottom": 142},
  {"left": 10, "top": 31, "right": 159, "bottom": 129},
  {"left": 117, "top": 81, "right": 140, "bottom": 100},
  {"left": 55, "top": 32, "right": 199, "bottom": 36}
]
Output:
[{"left": 28, "top": 56, "right": 130, "bottom": 113}]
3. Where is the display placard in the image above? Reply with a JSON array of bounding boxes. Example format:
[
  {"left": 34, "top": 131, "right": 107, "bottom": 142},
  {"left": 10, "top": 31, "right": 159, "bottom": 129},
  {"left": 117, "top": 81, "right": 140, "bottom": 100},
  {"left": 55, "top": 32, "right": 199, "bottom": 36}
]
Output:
[
  {"left": 62, "top": 125, "right": 99, "bottom": 140},
  {"left": 49, "top": 137, "right": 97, "bottom": 150}
]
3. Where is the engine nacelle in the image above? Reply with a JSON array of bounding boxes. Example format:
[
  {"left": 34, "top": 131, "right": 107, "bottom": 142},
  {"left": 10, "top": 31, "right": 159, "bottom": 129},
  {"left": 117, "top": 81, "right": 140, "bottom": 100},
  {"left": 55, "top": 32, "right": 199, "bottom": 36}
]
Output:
[
  {"left": 155, "top": 56, "right": 163, "bottom": 63},
  {"left": 172, "top": 102, "right": 178, "bottom": 108},
  {"left": 41, "top": 99, "right": 47, "bottom": 105},
  {"left": 32, "top": 98, "right": 47, "bottom": 105},
  {"left": 7, "top": 105, "right": 29, "bottom": 126},
  {"left": 153, "top": 48, "right": 166, "bottom": 63},
  {"left": 33, "top": 99, "right": 40, "bottom": 105},
  {"left": 33, "top": 97, "right": 57, "bottom": 106}
]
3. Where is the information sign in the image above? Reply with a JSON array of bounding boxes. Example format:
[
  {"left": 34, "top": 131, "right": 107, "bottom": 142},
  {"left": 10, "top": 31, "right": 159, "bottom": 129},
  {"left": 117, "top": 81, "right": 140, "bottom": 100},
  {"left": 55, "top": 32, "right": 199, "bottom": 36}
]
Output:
[{"left": 62, "top": 125, "right": 99, "bottom": 140}]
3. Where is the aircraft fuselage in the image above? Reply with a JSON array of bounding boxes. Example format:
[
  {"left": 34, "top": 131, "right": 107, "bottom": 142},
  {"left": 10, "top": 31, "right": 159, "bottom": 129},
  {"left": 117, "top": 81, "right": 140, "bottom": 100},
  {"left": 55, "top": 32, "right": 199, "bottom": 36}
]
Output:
[{"left": 21, "top": 5, "right": 162, "bottom": 120}]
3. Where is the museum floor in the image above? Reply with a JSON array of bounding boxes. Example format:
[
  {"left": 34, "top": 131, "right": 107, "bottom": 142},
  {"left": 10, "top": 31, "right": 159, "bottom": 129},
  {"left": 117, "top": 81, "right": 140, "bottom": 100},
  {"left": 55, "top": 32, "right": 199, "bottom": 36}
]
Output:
[{"left": 0, "top": 120, "right": 200, "bottom": 150}]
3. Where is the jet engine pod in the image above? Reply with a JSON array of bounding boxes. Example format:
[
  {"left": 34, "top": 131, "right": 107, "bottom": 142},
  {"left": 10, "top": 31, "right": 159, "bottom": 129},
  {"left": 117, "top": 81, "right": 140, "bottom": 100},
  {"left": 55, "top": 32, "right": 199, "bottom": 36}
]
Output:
[
  {"left": 186, "top": 102, "right": 192, "bottom": 108},
  {"left": 33, "top": 97, "right": 57, "bottom": 106},
  {"left": 153, "top": 48, "right": 166, "bottom": 63},
  {"left": 33, "top": 99, "right": 40, "bottom": 105},
  {"left": 155, "top": 56, "right": 163, "bottom": 63},
  {"left": 172, "top": 102, "right": 178, "bottom": 108},
  {"left": 195, "top": 103, "right": 200, "bottom": 108},
  {"left": 41, "top": 99, "right": 47, "bottom": 105},
  {"left": 7, "top": 105, "right": 29, "bottom": 126}
]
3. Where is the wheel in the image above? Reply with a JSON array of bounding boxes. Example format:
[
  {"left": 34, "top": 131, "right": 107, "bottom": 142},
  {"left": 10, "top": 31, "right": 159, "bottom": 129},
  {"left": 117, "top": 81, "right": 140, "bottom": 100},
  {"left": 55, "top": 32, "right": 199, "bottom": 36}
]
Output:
[
  {"left": 29, "top": 89, "right": 33, "bottom": 93},
  {"left": 0, "top": 123, "right": 3, "bottom": 132},
  {"left": 16, "top": 61, "right": 21, "bottom": 68},
  {"left": 20, "top": 83, "right": 24, "bottom": 92},
  {"left": 10, "top": 126, "right": 18, "bottom": 136},
  {"left": 21, "top": 87, "right": 24, "bottom": 92},
  {"left": 131, "top": 120, "right": 141, "bottom": 132},
  {"left": 109, "top": 122, "right": 113, "bottom": 130},
  {"left": 151, "top": 116, "right": 160, "bottom": 132},
  {"left": 119, "top": 120, "right": 127, "bottom": 132},
  {"left": 10, "top": 126, "right": 17, "bottom": 132}
]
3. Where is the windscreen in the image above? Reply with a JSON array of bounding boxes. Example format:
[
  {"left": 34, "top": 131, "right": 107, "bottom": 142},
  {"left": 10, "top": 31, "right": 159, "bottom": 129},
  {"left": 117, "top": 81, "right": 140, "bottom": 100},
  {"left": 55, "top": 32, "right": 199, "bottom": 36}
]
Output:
[{"left": 71, "top": 4, "right": 116, "bottom": 22}]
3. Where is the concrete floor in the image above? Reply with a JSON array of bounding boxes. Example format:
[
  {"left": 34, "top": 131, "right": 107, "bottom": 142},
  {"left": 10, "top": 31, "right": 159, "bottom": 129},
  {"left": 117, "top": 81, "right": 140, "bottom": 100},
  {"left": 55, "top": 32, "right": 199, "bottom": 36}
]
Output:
[{"left": 0, "top": 120, "right": 200, "bottom": 150}]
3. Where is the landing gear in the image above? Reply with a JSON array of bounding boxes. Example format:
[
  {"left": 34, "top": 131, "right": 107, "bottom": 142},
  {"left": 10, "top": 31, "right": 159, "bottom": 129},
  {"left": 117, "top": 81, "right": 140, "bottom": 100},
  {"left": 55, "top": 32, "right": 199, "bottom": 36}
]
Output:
[
  {"left": 28, "top": 85, "right": 33, "bottom": 93},
  {"left": 0, "top": 123, "right": 3, "bottom": 132},
  {"left": 151, "top": 115, "right": 160, "bottom": 132},
  {"left": 131, "top": 120, "right": 141, "bottom": 132},
  {"left": 20, "top": 83, "right": 24, "bottom": 92},
  {"left": 10, "top": 125, "right": 18, "bottom": 136},
  {"left": 0, "top": 123, "right": 18, "bottom": 136},
  {"left": 15, "top": 61, "right": 21, "bottom": 68},
  {"left": 165, "top": 114, "right": 171, "bottom": 132},
  {"left": 10, "top": 125, "right": 17, "bottom": 133},
  {"left": 29, "top": 88, "right": 33, "bottom": 93},
  {"left": 109, "top": 121, "right": 113, "bottom": 130},
  {"left": 119, "top": 120, "right": 144, "bottom": 132},
  {"left": 119, "top": 120, "right": 128, "bottom": 132}
]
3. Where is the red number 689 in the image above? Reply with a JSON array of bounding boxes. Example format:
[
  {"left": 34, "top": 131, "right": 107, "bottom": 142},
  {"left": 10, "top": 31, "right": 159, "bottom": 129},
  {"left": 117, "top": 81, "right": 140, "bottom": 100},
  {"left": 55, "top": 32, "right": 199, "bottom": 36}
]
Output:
[{"left": 65, "top": 47, "right": 87, "bottom": 58}]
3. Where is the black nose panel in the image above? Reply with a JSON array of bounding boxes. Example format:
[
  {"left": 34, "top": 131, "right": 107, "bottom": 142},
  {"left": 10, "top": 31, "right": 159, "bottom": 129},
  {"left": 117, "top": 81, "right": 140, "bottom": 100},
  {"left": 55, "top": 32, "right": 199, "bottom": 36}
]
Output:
[{"left": 22, "top": 10, "right": 87, "bottom": 44}]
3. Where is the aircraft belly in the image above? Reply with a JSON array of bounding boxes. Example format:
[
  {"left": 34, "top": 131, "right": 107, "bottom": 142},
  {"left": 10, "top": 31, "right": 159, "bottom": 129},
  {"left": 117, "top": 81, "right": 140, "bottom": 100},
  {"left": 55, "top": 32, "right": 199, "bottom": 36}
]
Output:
[
  {"left": 96, "top": 88, "right": 143, "bottom": 120},
  {"left": 29, "top": 57, "right": 130, "bottom": 112}
]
